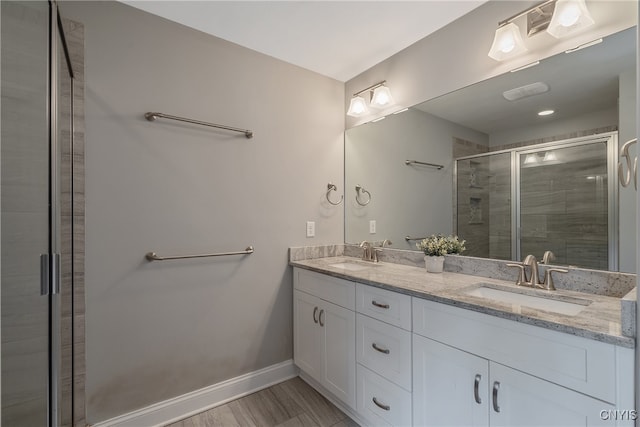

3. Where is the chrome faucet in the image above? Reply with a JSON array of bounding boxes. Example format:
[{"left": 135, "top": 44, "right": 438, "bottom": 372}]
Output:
[
  {"left": 360, "top": 241, "right": 374, "bottom": 262},
  {"left": 522, "top": 254, "right": 542, "bottom": 288},
  {"left": 508, "top": 253, "right": 567, "bottom": 290}
]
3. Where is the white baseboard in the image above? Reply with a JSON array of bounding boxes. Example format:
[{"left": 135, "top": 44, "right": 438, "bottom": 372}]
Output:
[{"left": 91, "top": 360, "right": 299, "bottom": 427}]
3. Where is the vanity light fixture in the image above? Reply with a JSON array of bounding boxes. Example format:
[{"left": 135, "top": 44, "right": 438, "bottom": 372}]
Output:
[
  {"left": 547, "top": 0, "right": 594, "bottom": 38},
  {"left": 347, "top": 96, "right": 369, "bottom": 117},
  {"left": 488, "top": 0, "right": 596, "bottom": 61},
  {"left": 347, "top": 80, "right": 394, "bottom": 117},
  {"left": 488, "top": 22, "right": 527, "bottom": 61}
]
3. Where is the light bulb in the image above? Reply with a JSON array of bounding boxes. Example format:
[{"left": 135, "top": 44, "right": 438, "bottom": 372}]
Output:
[{"left": 558, "top": 4, "right": 580, "bottom": 27}]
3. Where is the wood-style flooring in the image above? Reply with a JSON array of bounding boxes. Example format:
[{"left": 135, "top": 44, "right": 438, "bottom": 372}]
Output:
[{"left": 165, "top": 377, "right": 360, "bottom": 427}]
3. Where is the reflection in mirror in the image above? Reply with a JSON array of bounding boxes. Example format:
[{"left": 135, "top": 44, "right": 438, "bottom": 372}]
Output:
[{"left": 345, "top": 27, "right": 636, "bottom": 272}]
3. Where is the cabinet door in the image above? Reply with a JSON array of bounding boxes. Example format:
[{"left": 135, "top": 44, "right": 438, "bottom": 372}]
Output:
[
  {"left": 322, "top": 300, "right": 356, "bottom": 409},
  {"left": 413, "top": 335, "right": 489, "bottom": 427},
  {"left": 489, "top": 362, "right": 614, "bottom": 427},
  {"left": 293, "top": 290, "right": 323, "bottom": 380}
]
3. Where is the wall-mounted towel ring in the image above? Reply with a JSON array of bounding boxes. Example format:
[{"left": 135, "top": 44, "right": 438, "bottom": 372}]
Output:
[
  {"left": 355, "top": 184, "right": 371, "bottom": 206},
  {"left": 618, "top": 138, "right": 637, "bottom": 190},
  {"left": 326, "top": 183, "right": 344, "bottom": 205}
]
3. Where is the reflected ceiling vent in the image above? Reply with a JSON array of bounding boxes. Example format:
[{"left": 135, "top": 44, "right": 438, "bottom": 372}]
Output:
[{"left": 502, "top": 82, "right": 550, "bottom": 101}]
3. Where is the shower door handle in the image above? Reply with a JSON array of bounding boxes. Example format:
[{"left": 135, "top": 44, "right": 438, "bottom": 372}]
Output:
[
  {"left": 51, "top": 253, "right": 60, "bottom": 295},
  {"left": 40, "top": 254, "right": 50, "bottom": 296},
  {"left": 40, "top": 253, "right": 61, "bottom": 295}
]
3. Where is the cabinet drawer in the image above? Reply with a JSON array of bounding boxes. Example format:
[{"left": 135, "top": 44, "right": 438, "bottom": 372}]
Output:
[
  {"left": 294, "top": 268, "right": 355, "bottom": 309},
  {"left": 356, "top": 364, "right": 412, "bottom": 427},
  {"left": 356, "top": 314, "right": 412, "bottom": 391},
  {"left": 412, "top": 298, "right": 617, "bottom": 403},
  {"left": 356, "top": 283, "right": 411, "bottom": 330}
]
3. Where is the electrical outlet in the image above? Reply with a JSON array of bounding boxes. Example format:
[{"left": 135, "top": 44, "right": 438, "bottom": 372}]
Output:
[
  {"left": 306, "top": 221, "right": 315, "bottom": 238},
  {"left": 369, "top": 220, "right": 376, "bottom": 234}
]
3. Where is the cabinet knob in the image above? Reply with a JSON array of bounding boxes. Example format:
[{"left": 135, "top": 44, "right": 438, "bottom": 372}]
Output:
[
  {"left": 371, "top": 300, "right": 390, "bottom": 309},
  {"left": 372, "top": 397, "right": 390, "bottom": 411}
]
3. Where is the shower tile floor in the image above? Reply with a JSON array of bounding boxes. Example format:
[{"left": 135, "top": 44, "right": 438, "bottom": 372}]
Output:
[{"left": 165, "top": 376, "right": 359, "bottom": 427}]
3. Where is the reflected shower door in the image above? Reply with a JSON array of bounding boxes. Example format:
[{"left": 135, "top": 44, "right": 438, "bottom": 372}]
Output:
[
  {"left": 1, "top": 1, "right": 51, "bottom": 425},
  {"left": 518, "top": 141, "right": 610, "bottom": 269},
  {"left": 456, "top": 152, "right": 512, "bottom": 260}
]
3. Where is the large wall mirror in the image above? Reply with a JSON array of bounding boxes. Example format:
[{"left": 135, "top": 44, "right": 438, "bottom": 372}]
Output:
[{"left": 345, "top": 27, "right": 636, "bottom": 273}]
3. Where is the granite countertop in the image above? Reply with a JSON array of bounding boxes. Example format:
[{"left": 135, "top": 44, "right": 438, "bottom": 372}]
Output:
[{"left": 291, "top": 256, "right": 634, "bottom": 348}]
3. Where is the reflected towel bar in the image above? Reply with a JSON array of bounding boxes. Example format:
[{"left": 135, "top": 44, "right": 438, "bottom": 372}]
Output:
[
  {"left": 145, "top": 112, "right": 253, "bottom": 139},
  {"left": 405, "top": 160, "right": 443, "bottom": 170},
  {"left": 146, "top": 246, "right": 254, "bottom": 261},
  {"left": 405, "top": 236, "right": 427, "bottom": 242}
]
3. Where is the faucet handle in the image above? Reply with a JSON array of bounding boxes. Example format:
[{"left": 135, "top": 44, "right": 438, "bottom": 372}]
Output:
[
  {"left": 543, "top": 268, "right": 568, "bottom": 291},
  {"left": 506, "top": 263, "right": 527, "bottom": 286}
]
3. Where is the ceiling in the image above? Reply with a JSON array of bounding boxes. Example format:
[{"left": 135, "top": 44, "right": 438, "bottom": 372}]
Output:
[{"left": 121, "top": 0, "right": 488, "bottom": 82}]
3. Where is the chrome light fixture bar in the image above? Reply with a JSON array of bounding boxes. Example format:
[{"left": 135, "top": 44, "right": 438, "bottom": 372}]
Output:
[
  {"left": 488, "top": 0, "right": 595, "bottom": 62},
  {"left": 347, "top": 80, "right": 394, "bottom": 117}
]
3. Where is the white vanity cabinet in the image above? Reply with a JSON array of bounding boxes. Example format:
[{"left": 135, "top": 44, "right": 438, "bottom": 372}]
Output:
[
  {"left": 355, "top": 283, "right": 413, "bottom": 426},
  {"left": 293, "top": 268, "right": 356, "bottom": 409},
  {"left": 412, "top": 298, "right": 633, "bottom": 427}
]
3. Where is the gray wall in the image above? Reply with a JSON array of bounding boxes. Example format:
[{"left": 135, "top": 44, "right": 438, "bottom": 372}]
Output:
[{"left": 60, "top": 1, "right": 344, "bottom": 423}]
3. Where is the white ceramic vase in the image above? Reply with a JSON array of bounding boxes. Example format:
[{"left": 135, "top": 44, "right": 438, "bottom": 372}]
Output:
[{"left": 424, "top": 255, "right": 445, "bottom": 273}]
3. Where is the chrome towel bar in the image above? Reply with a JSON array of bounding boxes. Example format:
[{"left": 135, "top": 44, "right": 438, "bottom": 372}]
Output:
[
  {"left": 405, "top": 236, "right": 427, "bottom": 242},
  {"left": 145, "top": 112, "right": 253, "bottom": 139},
  {"left": 405, "top": 160, "right": 444, "bottom": 170},
  {"left": 145, "top": 246, "right": 254, "bottom": 261}
]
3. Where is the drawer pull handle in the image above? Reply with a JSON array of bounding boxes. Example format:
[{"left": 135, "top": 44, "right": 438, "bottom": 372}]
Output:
[
  {"left": 372, "top": 397, "right": 390, "bottom": 411},
  {"left": 371, "top": 300, "right": 390, "bottom": 309},
  {"left": 474, "top": 374, "right": 482, "bottom": 404},
  {"left": 319, "top": 309, "right": 325, "bottom": 327},
  {"left": 312, "top": 307, "right": 319, "bottom": 324},
  {"left": 492, "top": 381, "right": 500, "bottom": 413},
  {"left": 372, "top": 343, "right": 390, "bottom": 354}
]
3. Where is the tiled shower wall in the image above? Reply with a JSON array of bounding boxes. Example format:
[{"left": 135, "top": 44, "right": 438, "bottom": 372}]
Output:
[{"left": 453, "top": 126, "right": 616, "bottom": 268}]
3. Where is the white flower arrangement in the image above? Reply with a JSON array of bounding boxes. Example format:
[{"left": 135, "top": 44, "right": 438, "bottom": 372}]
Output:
[{"left": 416, "top": 234, "right": 466, "bottom": 257}]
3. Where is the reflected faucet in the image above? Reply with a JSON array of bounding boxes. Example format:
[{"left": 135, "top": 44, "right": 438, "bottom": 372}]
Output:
[
  {"left": 360, "top": 241, "right": 373, "bottom": 262},
  {"left": 542, "top": 250, "right": 556, "bottom": 264}
]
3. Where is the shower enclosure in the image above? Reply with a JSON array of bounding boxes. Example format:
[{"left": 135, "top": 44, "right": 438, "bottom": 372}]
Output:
[
  {"left": 1, "top": 1, "right": 81, "bottom": 426},
  {"left": 455, "top": 133, "right": 617, "bottom": 270}
]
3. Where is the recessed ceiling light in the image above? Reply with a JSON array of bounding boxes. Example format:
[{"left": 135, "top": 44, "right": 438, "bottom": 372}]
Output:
[{"left": 538, "top": 109, "right": 555, "bottom": 116}]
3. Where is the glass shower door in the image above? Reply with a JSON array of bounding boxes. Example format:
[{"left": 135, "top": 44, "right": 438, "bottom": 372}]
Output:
[
  {"left": 456, "top": 151, "right": 512, "bottom": 260},
  {"left": 517, "top": 140, "right": 611, "bottom": 269},
  {"left": 1, "top": 1, "right": 51, "bottom": 425}
]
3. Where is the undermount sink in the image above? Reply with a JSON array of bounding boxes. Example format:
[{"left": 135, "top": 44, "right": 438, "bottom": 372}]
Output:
[
  {"left": 466, "top": 285, "right": 592, "bottom": 316},
  {"left": 329, "top": 261, "right": 380, "bottom": 271}
]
